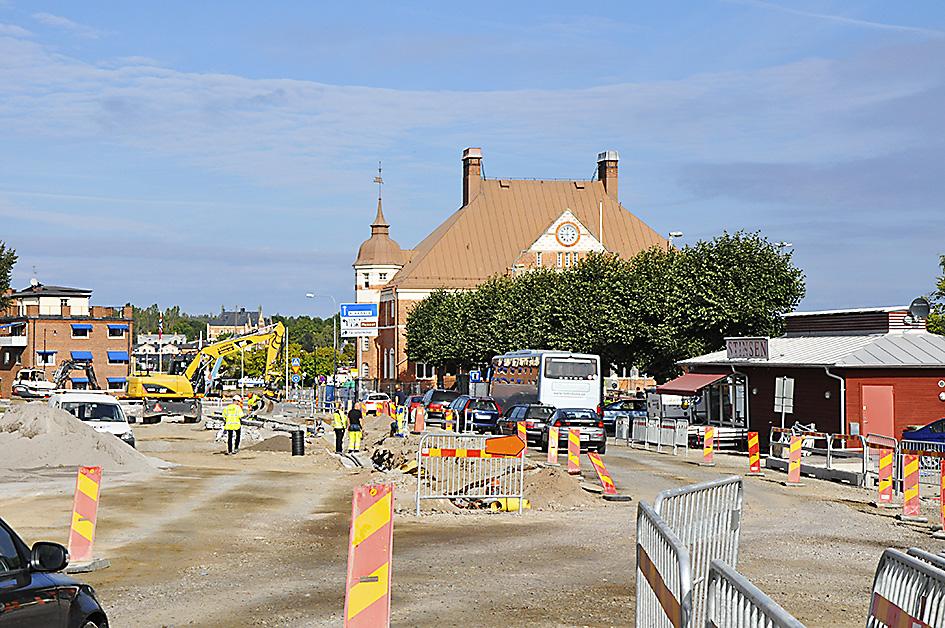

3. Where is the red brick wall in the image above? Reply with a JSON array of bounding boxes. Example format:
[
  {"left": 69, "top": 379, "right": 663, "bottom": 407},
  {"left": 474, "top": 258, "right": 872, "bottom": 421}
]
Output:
[{"left": 844, "top": 369, "right": 945, "bottom": 438}]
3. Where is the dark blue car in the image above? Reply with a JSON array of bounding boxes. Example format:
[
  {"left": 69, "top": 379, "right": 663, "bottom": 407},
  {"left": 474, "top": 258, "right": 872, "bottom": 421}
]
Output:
[
  {"left": 902, "top": 417, "right": 945, "bottom": 444},
  {"left": 448, "top": 396, "right": 502, "bottom": 433},
  {"left": 603, "top": 398, "right": 647, "bottom": 436}
]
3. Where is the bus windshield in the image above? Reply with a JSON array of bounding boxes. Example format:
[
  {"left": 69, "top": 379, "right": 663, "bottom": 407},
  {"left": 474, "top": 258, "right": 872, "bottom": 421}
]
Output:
[{"left": 544, "top": 358, "right": 597, "bottom": 380}]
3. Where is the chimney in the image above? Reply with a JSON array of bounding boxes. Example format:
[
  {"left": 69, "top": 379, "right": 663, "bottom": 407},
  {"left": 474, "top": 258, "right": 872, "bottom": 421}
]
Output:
[
  {"left": 597, "top": 150, "right": 619, "bottom": 200},
  {"left": 462, "top": 147, "right": 483, "bottom": 206}
]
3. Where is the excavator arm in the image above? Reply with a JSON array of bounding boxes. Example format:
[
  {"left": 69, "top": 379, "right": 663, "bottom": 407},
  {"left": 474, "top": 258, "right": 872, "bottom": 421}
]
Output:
[{"left": 183, "top": 322, "right": 286, "bottom": 387}]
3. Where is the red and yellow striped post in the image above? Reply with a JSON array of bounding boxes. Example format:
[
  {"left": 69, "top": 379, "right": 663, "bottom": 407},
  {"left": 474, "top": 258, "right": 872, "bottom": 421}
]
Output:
[
  {"left": 344, "top": 484, "right": 394, "bottom": 628},
  {"left": 445, "top": 409, "right": 454, "bottom": 432},
  {"left": 784, "top": 436, "right": 803, "bottom": 486},
  {"left": 567, "top": 428, "right": 581, "bottom": 475},
  {"left": 587, "top": 452, "right": 617, "bottom": 496},
  {"left": 700, "top": 427, "right": 715, "bottom": 467},
  {"left": 746, "top": 432, "right": 763, "bottom": 476},
  {"left": 876, "top": 448, "right": 894, "bottom": 506},
  {"left": 412, "top": 406, "right": 425, "bottom": 434},
  {"left": 517, "top": 421, "right": 528, "bottom": 455},
  {"left": 67, "top": 466, "right": 103, "bottom": 563},
  {"left": 900, "top": 454, "right": 925, "bottom": 521},
  {"left": 547, "top": 426, "right": 559, "bottom": 464},
  {"left": 939, "top": 460, "right": 945, "bottom": 532}
]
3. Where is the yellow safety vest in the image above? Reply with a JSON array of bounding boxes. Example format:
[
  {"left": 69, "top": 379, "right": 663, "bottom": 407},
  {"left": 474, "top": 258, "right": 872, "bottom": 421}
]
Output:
[
  {"left": 222, "top": 404, "right": 244, "bottom": 431},
  {"left": 331, "top": 411, "right": 346, "bottom": 430}
]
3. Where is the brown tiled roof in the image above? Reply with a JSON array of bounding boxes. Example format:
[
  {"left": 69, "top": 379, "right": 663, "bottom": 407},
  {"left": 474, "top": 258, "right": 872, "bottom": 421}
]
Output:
[
  {"left": 354, "top": 199, "right": 407, "bottom": 266},
  {"left": 388, "top": 179, "right": 665, "bottom": 289}
]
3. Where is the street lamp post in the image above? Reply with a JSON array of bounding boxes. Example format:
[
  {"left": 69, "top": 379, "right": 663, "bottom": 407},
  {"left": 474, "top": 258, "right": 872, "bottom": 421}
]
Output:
[
  {"left": 668, "top": 231, "right": 684, "bottom": 249},
  {"left": 305, "top": 293, "right": 338, "bottom": 403}
]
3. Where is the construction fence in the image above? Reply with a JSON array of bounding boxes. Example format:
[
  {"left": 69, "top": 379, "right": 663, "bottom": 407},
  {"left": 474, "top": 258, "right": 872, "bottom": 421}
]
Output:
[
  {"left": 767, "top": 427, "right": 867, "bottom": 486},
  {"left": 624, "top": 416, "right": 689, "bottom": 455}
]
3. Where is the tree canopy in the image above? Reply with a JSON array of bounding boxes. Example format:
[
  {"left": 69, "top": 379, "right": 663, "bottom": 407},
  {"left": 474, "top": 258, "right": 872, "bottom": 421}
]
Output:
[
  {"left": 0, "top": 242, "right": 17, "bottom": 311},
  {"left": 928, "top": 255, "right": 945, "bottom": 336},
  {"left": 405, "top": 231, "right": 805, "bottom": 381}
]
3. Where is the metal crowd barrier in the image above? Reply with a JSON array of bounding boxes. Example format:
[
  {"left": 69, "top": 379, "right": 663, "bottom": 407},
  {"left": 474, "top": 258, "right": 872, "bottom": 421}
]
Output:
[
  {"left": 898, "top": 438, "right": 945, "bottom": 489},
  {"left": 907, "top": 547, "right": 945, "bottom": 572},
  {"left": 630, "top": 417, "right": 689, "bottom": 455},
  {"left": 635, "top": 501, "right": 692, "bottom": 628},
  {"left": 705, "top": 559, "right": 805, "bottom": 628},
  {"left": 415, "top": 432, "right": 524, "bottom": 516},
  {"left": 768, "top": 428, "right": 867, "bottom": 486},
  {"left": 864, "top": 433, "right": 900, "bottom": 492},
  {"left": 199, "top": 398, "right": 226, "bottom": 416},
  {"left": 655, "top": 476, "right": 744, "bottom": 627},
  {"left": 867, "top": 548, "right": 945, "bottom": 628}
]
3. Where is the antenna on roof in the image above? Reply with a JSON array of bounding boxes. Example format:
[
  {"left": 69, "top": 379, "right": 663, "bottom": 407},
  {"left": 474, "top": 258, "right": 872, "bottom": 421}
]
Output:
[
  {"left": 905, "top": 297, "right": 931, "bottom": 324},
  {"left": 30, "top": 265, "right": 39, "bottom": 287},
  {"left": 374, "top": 161, "right": 383, "bottom": 201}
]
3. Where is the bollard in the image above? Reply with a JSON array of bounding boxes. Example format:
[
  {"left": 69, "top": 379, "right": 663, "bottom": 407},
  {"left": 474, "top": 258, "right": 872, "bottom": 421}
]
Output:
[
  {"left": 412, "top": 407, "right": 425, "bottom": 434},
  {"left": 899, "top": 454, "right": 927, "bottom": 522},
  {"left": 874, "top": 448, "right": 896, "bottom": 508},
  {"left": 517, "top": 421, "right": 528, "bottom": 455},
  {"left": 68, "top": 466, "right": 103, "bottom": 563},
  {"left": 746, "top": 431, "right": 764, "bottom": 476},
  {"left": 936, "top": 461, "right": 945, "bottom": 539},
  {"left": 445, "top": 409, "right": 454, "bottom": 432},
  {"left": 547, "top": 426, "right": 559, "bottom": 465},
  {"left": 344, "top": 484, "right": 394, "bottom": 628},
  {"left": 783, "top": 436, "right": 803, "bottom": 486},
  {"left": 567, "top": 428, "right": 581, "bottom": 475},
  {"left": 700, "top": 427, "right": 715, "bottom": 467}
]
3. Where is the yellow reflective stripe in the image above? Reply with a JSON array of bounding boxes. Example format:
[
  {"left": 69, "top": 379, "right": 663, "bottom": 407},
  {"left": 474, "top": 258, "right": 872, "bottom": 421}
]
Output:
[
  {"left": 71, "top": 512, "right": 94, "bottom": 542},
  {"left": 77, "top": 473, "right": 99, "bottom": 501},
  {"left": 352, "top": 492, "right": 392, "bottom": 547},
  {"left": 905, "top": 459, "right": 919, "bottom": 476},
  {"left": 347, "top": 562, "right": 389, "bottom": 619}
]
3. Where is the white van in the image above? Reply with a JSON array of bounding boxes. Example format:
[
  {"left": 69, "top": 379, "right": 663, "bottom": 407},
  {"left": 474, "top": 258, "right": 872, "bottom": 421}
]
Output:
[{"left": 48, "top": 392, "right": 136, "bottom": 448}]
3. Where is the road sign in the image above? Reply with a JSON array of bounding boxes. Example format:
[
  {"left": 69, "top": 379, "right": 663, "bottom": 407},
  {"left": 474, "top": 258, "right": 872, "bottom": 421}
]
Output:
[
  {"left": 291, "top": 357, "right": 301, "bottom": 367},
  {"left": 340, "top": 303, "right": 378, "bottom": 338},
  {"left": 469, "top": 370, "right": 481, "bottom": 383},
  {"left": 485, "top": 435, "right": 525, "bottom": 457},
  {"left": 291, "top": 373, "right": 301, "bottom": 384},
  {"left": 774, "top": 376, "right": 794, "bottom": 414}
]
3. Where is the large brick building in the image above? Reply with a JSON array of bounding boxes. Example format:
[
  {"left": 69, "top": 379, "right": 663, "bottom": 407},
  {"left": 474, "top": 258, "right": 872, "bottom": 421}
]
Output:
[
  {"left": 353, "top": 147, "right": 666, "bottom": 389},
  {"left": 0, "top": 281, "right": 134, "bottom": 397}
]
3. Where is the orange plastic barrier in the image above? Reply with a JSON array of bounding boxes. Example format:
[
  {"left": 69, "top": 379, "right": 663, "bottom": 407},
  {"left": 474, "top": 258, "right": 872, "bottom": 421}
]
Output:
[
  {"left": 412, "top": 407, "right": 425, "bottom": 433},
  {"left": 747, "top": 431, "right": 763, "bottom": 476},
  {"left": 517, "top": 421, "right": 527, "bottom": 455},
  {"left": 902, "top": 454, "right": 921, "bottom": 519},
  {"left": 445, "top": 409, "right": 454, "bottom": 432},
  {"left": 587, "top": 452, "right": 617, "bottom": 496},
  {"left": 940, "top": 461, "right": 945, "bottom": 531},
  {"left": 785, "top": 436, "right": 802, "bottom": 485},
  {"left": 547, "top": 426, "right": 559, "bottom": 464},
  {"left": 877, "top": 448, "right": 894, "bottom": 505},
  {"left": 67, "top": 466, "right": 103, "bottom": 563},
  {"left": 701, "top": 427, "right": 715, "bottom": 466},
  {"left": 344, "top": 484, "right": 394, "bottom": 628},
  {"left": 567, "top": 428, "right": 580, "bottom": 475}
]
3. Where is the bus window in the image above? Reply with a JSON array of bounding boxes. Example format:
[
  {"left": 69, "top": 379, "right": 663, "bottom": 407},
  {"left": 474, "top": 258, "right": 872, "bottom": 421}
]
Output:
[{"left": 544, "top": 358, "right": 597, "bottom": 380}]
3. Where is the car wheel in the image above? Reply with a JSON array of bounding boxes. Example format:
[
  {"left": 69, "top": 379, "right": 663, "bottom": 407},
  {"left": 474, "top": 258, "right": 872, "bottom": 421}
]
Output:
[
  {"left": 540, "top": 434, "right": 548, "bottom": 453},
  {"left": 82, "top": 620, "right": 104, "bottom": 628},
  {"left": 597, "top": 442, "right": 607, "bottom": 455}
]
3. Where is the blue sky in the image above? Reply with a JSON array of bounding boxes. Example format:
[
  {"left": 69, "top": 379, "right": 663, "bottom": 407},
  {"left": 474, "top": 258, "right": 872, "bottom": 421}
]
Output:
[{"left": 2, "top": 1, "right": 943, "bottom": 317}]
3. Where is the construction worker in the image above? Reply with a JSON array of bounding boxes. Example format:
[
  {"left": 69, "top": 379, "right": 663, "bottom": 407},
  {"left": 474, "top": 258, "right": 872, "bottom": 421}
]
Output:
[
  {"left": 331, "top": 402, "right": 347, "bottom": 454},
  {"left": 347, "top": 402, "right": 363, "bottom": 453},
  {"left": 247, "top": 392, "right": 262, "bottom": 413},
  {"left": 222, "top": 395, "right": 245, "bottom": 455}
]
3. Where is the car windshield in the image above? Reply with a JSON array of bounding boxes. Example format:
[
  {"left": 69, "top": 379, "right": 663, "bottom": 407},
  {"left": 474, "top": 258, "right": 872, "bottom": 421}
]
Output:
[
  {"left": 61, "top": 402, "right": 126, "bottom": 423},
  {"left": 525, "top": 406, "right": 555, "bottom": 420},
  {"left": 470, "top": 399, "right": 497, "bottom": 412},
  {"left": 558, "top": 410, "right": 597, "bottom": 421},
  {"left": 544, "top": 357, "right": 597, "bottom": 380},
  {"left": 431, "top": 390, "right": 459, "bottom": 403}
]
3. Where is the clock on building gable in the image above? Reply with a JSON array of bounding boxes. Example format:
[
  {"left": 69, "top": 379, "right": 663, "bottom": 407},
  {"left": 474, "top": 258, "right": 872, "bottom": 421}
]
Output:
[{"left": 555, "top": 222, "right": 580, "bottom": 247}]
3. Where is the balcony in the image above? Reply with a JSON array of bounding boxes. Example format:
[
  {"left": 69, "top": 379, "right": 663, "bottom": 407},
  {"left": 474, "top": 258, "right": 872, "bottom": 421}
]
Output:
[{"left": 0, "top": 336, "right": 27, "bottom": 347}]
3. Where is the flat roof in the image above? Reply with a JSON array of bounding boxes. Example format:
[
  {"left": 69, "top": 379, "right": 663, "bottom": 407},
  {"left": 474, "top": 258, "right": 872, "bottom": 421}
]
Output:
[{"left": 784, "top": 306, "right": 907, "bottom": 318}]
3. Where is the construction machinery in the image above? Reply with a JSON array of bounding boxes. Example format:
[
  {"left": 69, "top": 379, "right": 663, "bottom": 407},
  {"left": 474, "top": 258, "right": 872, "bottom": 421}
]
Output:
[
  {"left": 11, "top": 368, "right": 56, "bottom": 399},
  {"left": 126, "top": 322, "right": 285, "bottom": 423},
  {"left": 51, "top": 359, "right": 101, "bottom": 391}
]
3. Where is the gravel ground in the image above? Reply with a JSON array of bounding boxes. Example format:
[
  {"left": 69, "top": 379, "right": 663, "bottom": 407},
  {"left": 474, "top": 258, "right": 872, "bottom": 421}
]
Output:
[{"left": 2, "top": 421, "right": 943, "bottom": 626}]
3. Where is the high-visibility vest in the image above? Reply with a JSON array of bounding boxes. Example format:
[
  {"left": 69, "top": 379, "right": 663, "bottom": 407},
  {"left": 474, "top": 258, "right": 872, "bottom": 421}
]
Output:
[
  {"left": 331, "top": 411, "right": 346, "bottom": 430},
  {"left": 223, "top": 404, "right": 244, "bottom": 431}
]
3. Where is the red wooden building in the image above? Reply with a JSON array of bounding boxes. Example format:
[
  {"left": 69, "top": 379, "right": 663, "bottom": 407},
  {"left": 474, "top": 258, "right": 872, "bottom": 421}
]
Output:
[{"left": 666, "top": 307, "right": 945, "bottom": 443}]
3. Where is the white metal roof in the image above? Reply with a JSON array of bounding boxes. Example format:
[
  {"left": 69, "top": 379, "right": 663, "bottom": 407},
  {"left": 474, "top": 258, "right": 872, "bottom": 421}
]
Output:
[
  {"left": 783, "top": 306, "right": 906, "bottom": 317},
  {"left": 681, "top": 333, "right": 945, "bottom": 368}
]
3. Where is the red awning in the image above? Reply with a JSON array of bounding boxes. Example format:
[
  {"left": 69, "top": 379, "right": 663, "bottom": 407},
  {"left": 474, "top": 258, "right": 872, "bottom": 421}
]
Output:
[{"left": 656, "top": 372, "right": 727, "bottom": 396}]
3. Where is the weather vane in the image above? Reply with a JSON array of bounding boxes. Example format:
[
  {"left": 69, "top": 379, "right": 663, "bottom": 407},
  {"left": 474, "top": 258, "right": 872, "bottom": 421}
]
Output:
[{"left": 373, "top": 161, "right": 383, "bottom": 200}]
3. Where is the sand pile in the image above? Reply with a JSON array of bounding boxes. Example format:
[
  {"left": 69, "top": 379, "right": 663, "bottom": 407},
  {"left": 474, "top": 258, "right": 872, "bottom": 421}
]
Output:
[
  {"left": 0, "top": 402, "right": 164, "bottom": 473},
  {"left": 246, "top": 434, "right": 293, "bottom": 452},
  {"left": 525, "top": 465, "right": 600, "bottom": 511}
]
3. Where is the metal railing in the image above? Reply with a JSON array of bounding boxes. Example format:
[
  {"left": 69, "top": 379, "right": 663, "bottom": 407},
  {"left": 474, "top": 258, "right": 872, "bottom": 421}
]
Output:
[
  {"left": 768, "top": 428, "right": 867, "bottom": 486},
  {"left": 705, "top": 559, "right": 805, "bottom": 628},
  {"left": 867, "top": 548, "right": 945, "bottom": 628},
  {"left": 864, "top": 433, "right": 899, "bottom": 492},
  {"left": 899, "top": 439, "right": 945, "bottom": 488},
  {"left": 907, "top": 547, "right": 945, "bottom": 572},
  {"left": 415, "top": 432, "right": 524, "bottom": 516},
  {"left": 630, "top": 416, "right": 689, "bottom": 455},
  {"left": 655, "top": 476, "right": 744, "bottom": 627},
  {"left": 636, "top": 501, "right": 692, "bottom": 628}
]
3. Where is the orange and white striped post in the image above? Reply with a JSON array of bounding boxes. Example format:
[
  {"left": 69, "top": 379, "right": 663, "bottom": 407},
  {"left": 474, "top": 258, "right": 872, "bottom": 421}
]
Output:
[
  {"left": 875, "top": 447, "right": 895, "bottom": 507},
  {"left": 700, "top": 427, "right": 715, "bottom": 467},
  {"left": 412, "top": 406, "right": 425, "bottom": 434},
  {"left": 784, "top": 436, "right": 803, "bottom": 486},
  {"left": 517, "top": 421, "right": 528, "bottom": 455},
  {"left": 587, "top": 451, "right": 629, "bottom": 501},
  {"left": 547, "top": 426, "right": 559, "bottom": 464},
  {"left": 746, "top": 431, "right": 763, "bottom": 476},
  {"left": 67, "top": 466, "right": 103, "bottom": 563},
  {"left": 567, "top": 428, "right": 581, "bottom": 475},
  {"left": 344, "top": 483, "right": 394, "bottom": 628},
  {"left": 900, "top": 454, "right": 926, "bottom": 522},
  {"left": 938, "top": 460, "right": 945, "bottom": 535}
]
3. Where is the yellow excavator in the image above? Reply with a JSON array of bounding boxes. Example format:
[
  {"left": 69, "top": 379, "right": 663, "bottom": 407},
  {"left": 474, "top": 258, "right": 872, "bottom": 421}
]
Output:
[{"left": 126, "top": 322, "right": 285, "bottom": 423}]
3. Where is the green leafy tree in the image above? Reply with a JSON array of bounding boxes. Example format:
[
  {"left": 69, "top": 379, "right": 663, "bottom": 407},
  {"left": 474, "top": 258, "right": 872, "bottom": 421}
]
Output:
[
  {"left": 0, "top": 242, "right": 17, "bottom": 310},
  {"left": 928, "top": 255, "right": 945, "bottom": 336}
]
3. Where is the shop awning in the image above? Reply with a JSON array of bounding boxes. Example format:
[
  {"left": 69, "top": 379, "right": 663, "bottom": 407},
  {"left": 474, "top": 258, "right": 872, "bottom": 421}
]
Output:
[
  {"left": 36, "top": 350, "right": 57, "bottom": 355},
  {"left": 107, "top": 351, "right": 129, "bottom": 362},
  {"left": 70, "top": 377, "right": 89, "bottom": 383},
  {"left": 0, "top": 321, "right": 25, "bottom": 330},
  {"left": 71, "top": 323, "right": 93, "bottom": 331},
  {"left": 107, "top": 324, "right": 129, "bottom": 330},
  {"left": 656, "top": 372, "right": 727, "bottom": 396},
  {"left": 107, "top": 377, "right": 126, "bottom": 383},
  {"left": 71, "top": 350, "right": 93, "bottom": 361}
]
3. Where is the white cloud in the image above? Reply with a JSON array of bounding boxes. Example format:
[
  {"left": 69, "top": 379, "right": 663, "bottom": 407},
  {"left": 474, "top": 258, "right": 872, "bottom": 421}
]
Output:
[
  {"left": 31, "top": 12, "right": 101, "bottom": 39},
  {"left": 0, "top": 22, "right": 30, "bottom": 37},
  {"left": 730, "top": 0, "right": 945, "bottom": 38}
]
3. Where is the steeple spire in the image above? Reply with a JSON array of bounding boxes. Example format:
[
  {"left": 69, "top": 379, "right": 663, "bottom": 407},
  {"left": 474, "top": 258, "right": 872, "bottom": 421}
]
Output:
[{"left": 371, "top": 162, "right": 389, "bottom": 234}]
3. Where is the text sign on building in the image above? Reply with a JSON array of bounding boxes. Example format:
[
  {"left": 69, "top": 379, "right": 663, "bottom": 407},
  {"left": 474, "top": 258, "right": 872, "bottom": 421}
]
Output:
[
  {"left": 340, "top": 303, "right": 379, "bottom": 338},
  {"left": 725, "top": 337, "right": 769, "bottom": 361}
]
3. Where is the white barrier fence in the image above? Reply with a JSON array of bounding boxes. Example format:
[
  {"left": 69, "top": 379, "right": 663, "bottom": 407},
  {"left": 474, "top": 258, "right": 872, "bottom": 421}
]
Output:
[
  {"left": 705, "top": 559, "right": 805, "bottom": 628},
  {"left": 630, "top": 417, "right": 689, "bottom": 455},
  {"left": 767, "top": 428, "right": 867, "bottom": 486},
  {"left": 415, "top": 432, "right": 524, "bottom": 516},
  {"left": 635, "top": 501, "right": 692, "bottom": 627},
  {"left": 867, "top": 548, "right": 945, "bottom": 628}
]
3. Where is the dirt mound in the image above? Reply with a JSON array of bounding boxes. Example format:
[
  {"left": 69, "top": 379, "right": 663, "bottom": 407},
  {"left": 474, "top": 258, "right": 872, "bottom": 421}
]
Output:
[
  {"left": 0, "top": 402, "right": 165, "bottom": 473},
  {"left": 525, "top": 465, "right": 600, "bottom": 511},
  {"left": 247, "top": 434, "right": 293, "bottom": 452}
]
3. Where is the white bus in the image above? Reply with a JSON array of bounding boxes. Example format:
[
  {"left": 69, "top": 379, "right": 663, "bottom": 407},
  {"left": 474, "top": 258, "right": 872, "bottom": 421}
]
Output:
[{"left": 489, "top": 350, "right": 602, "bottom": 412}]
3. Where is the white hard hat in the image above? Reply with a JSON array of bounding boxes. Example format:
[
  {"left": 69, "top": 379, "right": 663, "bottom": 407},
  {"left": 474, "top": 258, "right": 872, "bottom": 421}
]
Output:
[{"left": 233, "top": 395, "right": 242, "bottom": 402}]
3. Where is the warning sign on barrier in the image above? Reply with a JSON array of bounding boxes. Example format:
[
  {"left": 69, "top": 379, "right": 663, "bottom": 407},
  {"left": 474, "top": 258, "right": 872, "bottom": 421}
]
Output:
[
  {"left": 68, "top": 466, "right": 103, "bottom": 562},
  {"left": 344, "top": 484, "right": 394, "bottom": 628}
]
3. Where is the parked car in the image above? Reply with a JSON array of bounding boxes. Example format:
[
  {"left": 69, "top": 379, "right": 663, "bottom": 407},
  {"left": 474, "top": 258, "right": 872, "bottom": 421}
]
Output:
[
  {"left": 48, "top": 392, "right": 136, "bottom": 448},
  {"left": 539, "top": 407, "right": 607, "bottom": 454},
  {"left": 406, "top": 394, "right": 425, "bottom": 413},
  {"left": 603, "top": 398, "right": 648, "bottom": 436},
  {"left": 420, "top": 389, "right": 461, "bottom": 427},
  {"left": 361, "top": 392, "right": 390, "bottom": 416},
  {"left": 447, "top": 396, "right": 502, "bottom": 433},
  {"left": 497, "top": 404, "right": 556, "bottom": 444},
  {"left": 0, "top": 516, "right": 108, "bottom": 627},
  {"left": 902, "top": 417, "right": 945, "bottom": 444}
]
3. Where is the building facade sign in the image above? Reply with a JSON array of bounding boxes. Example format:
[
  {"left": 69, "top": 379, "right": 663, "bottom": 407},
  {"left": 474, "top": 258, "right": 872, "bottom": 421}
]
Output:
[{"left": 725, "top": 337, "right": 769, "bottom": 360}]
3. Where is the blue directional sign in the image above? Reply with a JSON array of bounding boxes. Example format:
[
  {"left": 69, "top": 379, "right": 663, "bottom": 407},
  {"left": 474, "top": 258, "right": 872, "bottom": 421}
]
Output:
[
  {"left": 291, "top": 357, "right": 301, "bottom": 367},
  {"left": 290, "top": 373, "right": 301, "bottom": 384},
  {"left": 340, "top": 302, "right": 379, "bottom": 338},
  {"left": 469, "top": 370, "right": 482, "bottom": 383}
]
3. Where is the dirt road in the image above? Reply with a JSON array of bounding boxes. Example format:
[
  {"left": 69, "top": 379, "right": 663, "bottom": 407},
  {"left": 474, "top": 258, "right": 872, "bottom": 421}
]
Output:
[{"left": 2, "top": 421, "right": 943, "bottom": 626}]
